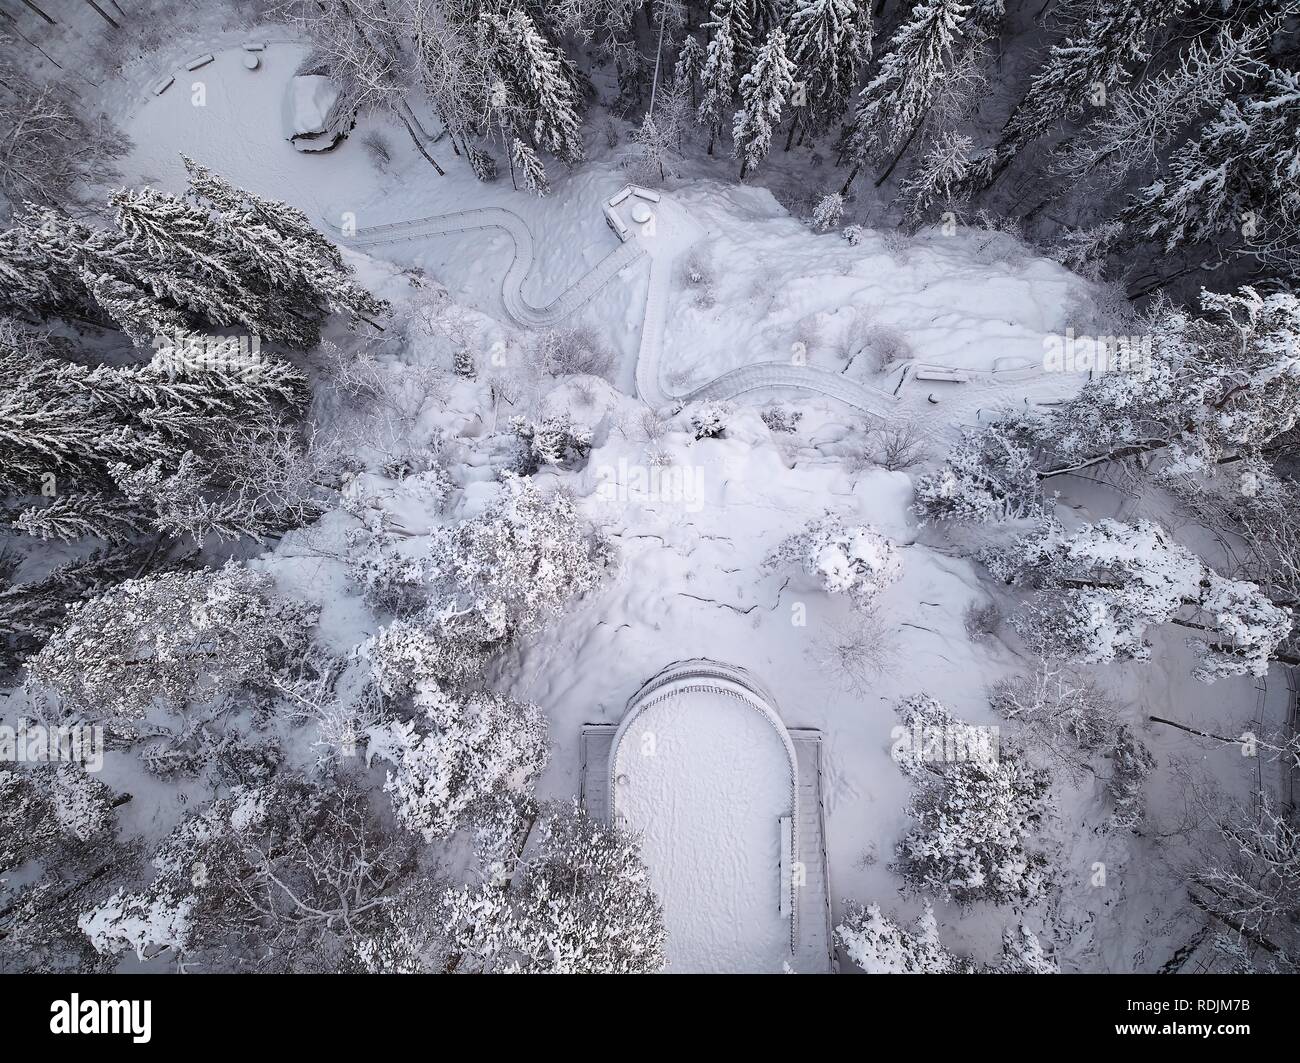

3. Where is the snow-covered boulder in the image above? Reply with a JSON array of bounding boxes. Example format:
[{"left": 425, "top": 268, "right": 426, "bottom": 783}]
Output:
[{"left": 282, "top": 74, "right": 347, "bottom": 152}]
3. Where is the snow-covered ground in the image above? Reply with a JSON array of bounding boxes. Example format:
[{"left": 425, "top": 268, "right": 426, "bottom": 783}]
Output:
[{"left": 6, "top": 10, "right": 1280, "bottom": 976}]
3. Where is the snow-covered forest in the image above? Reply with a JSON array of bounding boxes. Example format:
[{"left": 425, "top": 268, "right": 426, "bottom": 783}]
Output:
[{"left": 1, "top": 0, "right": 1298, "bottom": 979}]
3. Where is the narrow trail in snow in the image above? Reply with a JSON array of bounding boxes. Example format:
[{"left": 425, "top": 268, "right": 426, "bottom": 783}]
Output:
[{"left": 332, "top": 196, "right": 1006, "bottom": 424}]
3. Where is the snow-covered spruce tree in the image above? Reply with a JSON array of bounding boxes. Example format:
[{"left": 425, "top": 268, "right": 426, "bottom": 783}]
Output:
[
  {"left": 840, "top": 0, "right": 972, "bottom": 190},
  {"left": 912, "top": 408, "right": 1046, "bottom": 524},
  {"left": 27, "top": 563, "right": 318, "bottom": 721},
  {"left": 0, "top": 318, "right": 313, "bottom": 545},
  {"left": 893, "top": 694, "right": 1052, "bottom": 905},
  {"left": 442, "top": 801, "right": 666, "bottom": 973},
  {"left": 1052, "top": 21, "right": 1271, "bottom": 185},
  {"left": 732, "top": 29, "right": 797, "bottom": 179},
  {"left": 479, "top": 8, "right": 585, "bottom": 166},
  {"left": 697, "top": 3, "right": 739, "bottom": 154},
  {"left": 510, "top": 138, "right": 551, "bottom": 196},
  {"left": 899, "top": 130, "right": 972, "bottom": 227},
  {"left": 1125, "top": 67, "right": 1300, "bottom": 278},
  {"left": 968, "top": 0, "right": 1190, "bottom": 192},
  {"left": 80, "top": 775, "right": 417, "bottom": 972},
  {"left": 835, "top": 901, "right": 974, "bottom": 972},
  {"left": 674, "top": 33, "right": 708, "bottom": 109},
  {"left": 369, "top": 681, "right": 548, "bottom": 842},
  {"left": 783, "top": 0, "right": 872, "bottom": 146},
  {"left": 0, "top": 543, "right": 165, "bottom": 676},
  {"left": 985, "top": 518, "right": 1292, "bottom": 682},
  {"left": 766, "top": 516, "right": 902, "bottom": 609}
]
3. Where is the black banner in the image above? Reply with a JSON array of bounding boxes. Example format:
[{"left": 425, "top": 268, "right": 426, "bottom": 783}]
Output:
[{"left": 0, "top": 973, "right": 1289, "bottom": 1051}]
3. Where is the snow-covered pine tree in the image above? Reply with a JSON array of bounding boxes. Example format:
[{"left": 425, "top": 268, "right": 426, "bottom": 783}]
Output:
[
  {"left": 899, "top": 129, "right": 973, "bottom": 226},
  {"left": 732, "top": 28, "right": 797, "bottom": 179},
  {"left": 479, "top": 8, "right": 585, "bottom": 165},
  {"left": 1126, "top": 67, "right": 1300, "bottom": 277},
  {"left": 968, "top": 0, "right": 1190, "bottom": 192},
  {"left": 674, "top": 33, "right": 707, "bottom": 109},
  {"left": 697, "top": 3, "right": 739, "bottom": 154},
  {"left": 783, "top": 0, "right": 872, "bottom": 147},
  {"left": 510, "top": 138, "right": 551, "bottom": 196},
  {"left": 1052, "top": 21, "right": 1271, "bottom": 185},
  {"left": 840, "top": 0, "right": 972, "bottom": 191}
]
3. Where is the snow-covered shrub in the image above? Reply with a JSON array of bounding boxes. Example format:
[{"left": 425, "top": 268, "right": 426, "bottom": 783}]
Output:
[
  {"left": 860, "top": 323, "right": 911, "bottom": 372},
  {"left": 997, "top": 926, "right": 1059, "bottom": 973},
  {"left": 893, "top": 696, "right": 1052, "bottom": 906},
  {"left": 508, "top": 413, "right": 594, "bottom": 474},
  {"left": 871, "top": 421, "right": 928, "bottom": 470},
  {"left": 27, "top": 563, "right": 318, "bottom": 720},
  {"left": 80, "top": 775, "right": 414, "bottom": 971},
  {"left": 835, "top": 902, "right": 973, "bottom": 973},
  {"left": 810, "top": 610, "right": 899, "bottom": 693},
  {"left": 988, "top": 666, "right": 1120, "bottom": 779},
  {"left": 842, "top": 224, "right": 866, "bottom": 246},
  {"left": 0, "top": 764, "right": 119, "bottom": 872},
  {"left": 532, "top": 326, "right": 614, "bottom": 380},
  {"left": 986, "top": 519, "right": 1292, "bottom": 681},
  {"left": 688, "top": 400, "right": 732, "bottom": 440},
  {"left": 761, "top": 405, "right": 803, "bottom": 434},
  {"left": 811, "top": 191, "right": 845, "bottom": 231},
  {"left": 768, "top": 517, "right": 902, "bottom": 609},
  {"left": 372, "top": 684, "right": 547, "bottom": 842},
  {"left": 1106, "top": 724, "right": 1156, "bottom": 831},
  {"left": 364, "top": 617, "right": 491, "bottom": 699},
  {"left": 442, "top": 802, "right": 666, "bottom": 974},
  {"left": 679, "top": 248, "right": 716, "bottom": 308},
  {"left": 359, "top": 129, "right": 393, "bottom": 170},
  {"left": 912, "top": 411, "right": 1046, "bottom": 524},
  {"left": 963, "top": 600, "right": 1002, "bottom": 640}
]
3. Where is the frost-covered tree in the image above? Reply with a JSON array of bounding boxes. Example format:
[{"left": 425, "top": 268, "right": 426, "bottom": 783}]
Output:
[
  {"left": 1053, "top": 22, "right": 1270, "bottom": 185},
  {"left": 836, "top": 901, "right": 974, "bottom": 972},
  {"left": 370, "top": 682, "right": 547, "bottom": 842},
  {"left": 0, "top": 56, "right": 128, "bottom": 221},
  {"left": 893, "top": 694, "right": 1052, "bottom": 905},
  {"left": 696, "top": 4, "right": 739, "bottom": 154},
  {"left": 1126, "top": 67, "right": 1300, "bottom": 276},
  {"left": 479, "top": 8, "right": 585, "bottom": 165},
  {"left": 1044, "top": 288, "right": 1300, "bottom": 477},
  {"left": 841, "top": 0, "right": 972, "bottom": 188},
  {"left": 912, "top": 409, "right": 1046, "bottom": 524},
  {"left": 767, "top": 516, "right": 902, "bottom": 608},
  {"left": 811, "top": 190, "right": 845, "bottom": 230},
  {"left": 510, "top": 138, "right": 550, "bottom": 196},
  {"left": 27, "top": 564, "right": 318, "bottom": 720},
  {"left": 443, "top": 802, "right": 666, "bottom": 973},
  {"left": 969, "top": 0, "right": 1190, "bottom": 190},
  {"left": 783, "top": 0, "right": 872, "bottom": 145},
  {"left": 732, "top": 29, "right": 796, "bottom": 179},
  {"left": 899, "top": 130, "right": 972, "bottom": 226},
  {"left": 80, "top": 775, "right": 416, "bottom": 971},
  {"left": 985, "top": 519, "right": 1292, "bottom": 682},
  {"left": 509, "top": 413, "right": 593, "bottom": 474}
]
